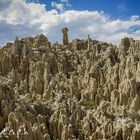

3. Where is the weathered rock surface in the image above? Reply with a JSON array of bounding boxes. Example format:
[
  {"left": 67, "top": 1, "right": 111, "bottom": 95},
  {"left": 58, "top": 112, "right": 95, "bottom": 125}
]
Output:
[{"left": 0, "top": 30, "right": 140, "bottom": 140}]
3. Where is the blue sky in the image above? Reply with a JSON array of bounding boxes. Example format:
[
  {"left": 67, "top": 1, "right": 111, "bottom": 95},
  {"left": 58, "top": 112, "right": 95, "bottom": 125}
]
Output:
[
  {"left": 0, "top": 0, "right": 140, "bottom": 46},
  {"left": 26, "top": 0, "right": 140, "bottom": 19}
]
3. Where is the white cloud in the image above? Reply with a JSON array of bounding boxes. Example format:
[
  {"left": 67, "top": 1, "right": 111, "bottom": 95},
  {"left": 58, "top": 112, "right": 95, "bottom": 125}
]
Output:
[
  {"left": 0, "top": 0, "right": 46, "bottom": 25},
  {"left": 60, "top": 0, "right": 71, "bottom": 7},
  {"left": 51, "top": 0, "right": 71, "bottom": 12},
  {"left": 51, "top": 2, "right": 65, "bottom": 12},
  {"left": 60, "top": 0, "right": 69, "bottom": 3},
  {"left": 130, "top": 15, "right": 139, "bottom": 21},
  {"left": 25, "top": 0, "right": 40, "bottom": 3},
  {"left": 0, "top": 0, "right": 140, "bottom": 46}
]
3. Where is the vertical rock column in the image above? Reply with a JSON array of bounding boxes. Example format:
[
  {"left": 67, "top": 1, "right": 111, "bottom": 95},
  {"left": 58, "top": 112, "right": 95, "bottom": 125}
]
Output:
[{"left": 62, "top": 27, "right": 69, "bottom": 46}]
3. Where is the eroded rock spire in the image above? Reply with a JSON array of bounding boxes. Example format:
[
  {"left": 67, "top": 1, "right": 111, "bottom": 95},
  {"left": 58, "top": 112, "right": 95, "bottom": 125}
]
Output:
[{"left": 62, "top": 27, "right": 69, "bottom": 45}]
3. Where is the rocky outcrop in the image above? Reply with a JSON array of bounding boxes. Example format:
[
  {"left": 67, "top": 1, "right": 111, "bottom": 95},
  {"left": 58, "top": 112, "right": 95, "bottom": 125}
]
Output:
[
  {"left": 62, "top": 27, "right": 69, "bottom": 46},
  {"left": 0, "top": 29, "right": 140, "bottom": 140}
]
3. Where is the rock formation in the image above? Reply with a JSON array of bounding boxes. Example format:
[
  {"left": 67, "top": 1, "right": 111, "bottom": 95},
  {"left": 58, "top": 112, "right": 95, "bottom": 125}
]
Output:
[
  {"left": 62, "top": 27, "right": 69, "bottom": 45},
  {"left": 0, "top": 28, "right": 140, "bottom": 140}
]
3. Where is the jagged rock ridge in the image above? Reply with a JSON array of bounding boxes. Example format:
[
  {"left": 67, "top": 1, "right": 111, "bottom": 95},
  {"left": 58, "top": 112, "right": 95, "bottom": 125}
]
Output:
[{"left": 0, "top": 28, "right": 140, "bottom": 140}]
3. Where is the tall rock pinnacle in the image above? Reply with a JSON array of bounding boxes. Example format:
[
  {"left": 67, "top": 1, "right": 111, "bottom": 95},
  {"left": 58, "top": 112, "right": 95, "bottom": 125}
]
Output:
[{"left": 62, "top": 27, "right": 69, "bottom": 45}]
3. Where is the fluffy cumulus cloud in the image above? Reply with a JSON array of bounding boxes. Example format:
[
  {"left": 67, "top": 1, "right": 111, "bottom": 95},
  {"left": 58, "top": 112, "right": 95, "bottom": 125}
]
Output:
[
  {"left": 51, "top": 2, "right": 65, "bottom": 12},
  {"left": 60, "top": 0, "right": 71, "bottom": 7},
  {"left": 51, "top": 0, "right": 71, "bottom": 12},
  {"left": 130, "top": 15, "right": 139, "bottom": 21},
  {"left": 0, "top": 0, "right": 140, "bottom": 46}
]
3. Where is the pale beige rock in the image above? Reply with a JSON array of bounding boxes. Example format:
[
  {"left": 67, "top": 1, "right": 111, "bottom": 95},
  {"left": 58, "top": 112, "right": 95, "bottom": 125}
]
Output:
[{"left": 0, "top": 29, "right": 140, "bottom": 140}]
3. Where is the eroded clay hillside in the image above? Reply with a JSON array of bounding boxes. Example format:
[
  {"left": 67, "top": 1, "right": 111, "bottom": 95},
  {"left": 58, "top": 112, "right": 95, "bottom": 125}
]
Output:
[{"left": 0, "top": 28, "right": 140, "bottom": 140}]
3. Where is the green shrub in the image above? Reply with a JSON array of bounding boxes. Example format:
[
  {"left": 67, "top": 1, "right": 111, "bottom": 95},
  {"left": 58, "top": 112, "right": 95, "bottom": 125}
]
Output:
[{"left": 80, "top": 100, "right": 94, "bottom": 106}]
